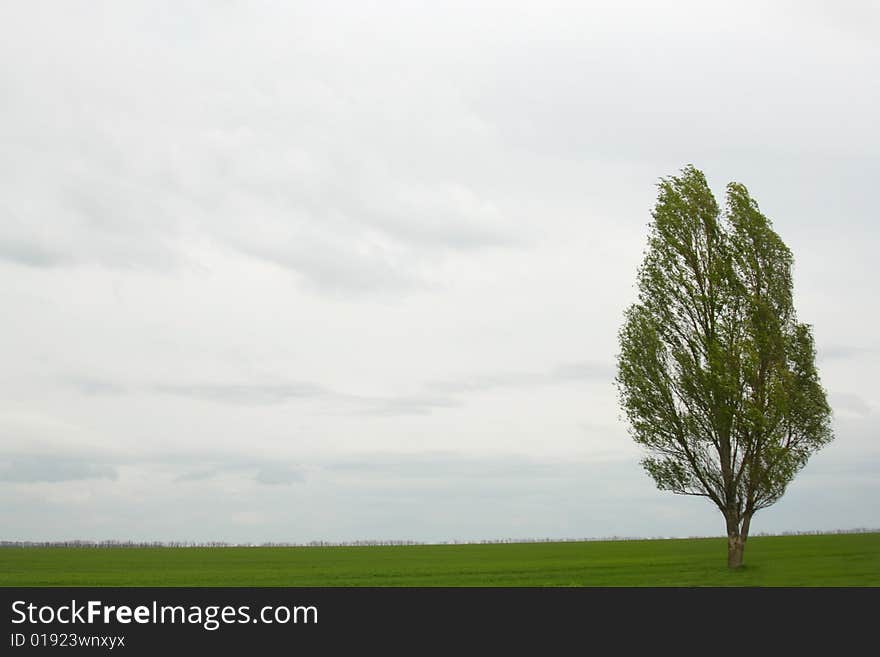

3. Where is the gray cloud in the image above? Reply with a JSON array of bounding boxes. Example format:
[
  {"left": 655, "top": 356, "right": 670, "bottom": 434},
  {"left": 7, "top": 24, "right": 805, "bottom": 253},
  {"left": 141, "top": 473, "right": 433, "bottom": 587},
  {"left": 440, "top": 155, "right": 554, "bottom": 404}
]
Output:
[
  {"left": 0, "top": 455, "right": 117, "bottom": 483},
  {"left": 0, "top": 239, "right": 70, "bottom": 268},
  {"left": 349, "top": 178, "right": 516, "bottom": 251},
  {"left": 236, "top": 241, "right": 422, "bottom": 296},
  {"left": 551, "top": 361, "right": 614, "bottom": 382},
  {"left": 0, "top": 443, "right": 307, "bottom": 489},
  {"left": 1, "top": 424, "right": 876, "bottom": 542},
  {"left": 173, "top": 467, "right": 222, "bottom": 483},
  {"left": 350, "top": 395, "right": 461, "bottom": 417},
  {"left": 253, "top": 465, "right": 306, "bottom": 486},
  {"left": 173, "top": 462, "right": 307, "bottom": 486},
  {"left": 427, "top": 361, "right": 613, "bottom": 395},
  {"left": 69, "top": 377, "right": 458, "bottom": 416},
  {"left": 152, "top": 382, "right": 330, "bottom": 405},
  {"left": 326, "top": 451, "right": 578, "bottom": 480},
  {"left": 0, "top": 0, "right": 520, "bottom": 295},
  {"left": 62, "top": 377, "right": 331, "bottom": 406},
  {"left": 818, "top": 345, "right": 872, "bottom": 362},
  {"left": 65, "top": 362, "right": 607, "bottom": 416},
  {"left": 219, "top": 175, "right": 518, "bottom": 295},
  {"left": 65, "top": 377, "right": 129, "bottom": 396},
  {"left": 830, "top": 392, "right": 873, "bottom": 417}
]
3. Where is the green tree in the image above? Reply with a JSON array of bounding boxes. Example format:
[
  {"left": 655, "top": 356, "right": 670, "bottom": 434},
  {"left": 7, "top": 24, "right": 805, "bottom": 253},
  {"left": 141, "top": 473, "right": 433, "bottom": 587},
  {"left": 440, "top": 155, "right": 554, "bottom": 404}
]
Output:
[{"left": 616, "top": 165, "right": 833, "bottom": 568}]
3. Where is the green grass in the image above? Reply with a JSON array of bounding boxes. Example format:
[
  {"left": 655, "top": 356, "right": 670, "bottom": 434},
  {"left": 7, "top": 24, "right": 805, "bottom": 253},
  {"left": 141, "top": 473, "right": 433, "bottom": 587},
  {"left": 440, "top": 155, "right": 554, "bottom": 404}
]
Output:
[{"left": 1, "top": 533, "right": 877, "bottom": 586}]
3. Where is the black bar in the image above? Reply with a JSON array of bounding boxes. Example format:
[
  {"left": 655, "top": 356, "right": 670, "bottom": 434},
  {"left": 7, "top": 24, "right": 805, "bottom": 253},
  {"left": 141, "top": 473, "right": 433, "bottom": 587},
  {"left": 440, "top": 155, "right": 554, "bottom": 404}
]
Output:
[{"left": 1, "top": 587, "right": 875, "bottom": 654}]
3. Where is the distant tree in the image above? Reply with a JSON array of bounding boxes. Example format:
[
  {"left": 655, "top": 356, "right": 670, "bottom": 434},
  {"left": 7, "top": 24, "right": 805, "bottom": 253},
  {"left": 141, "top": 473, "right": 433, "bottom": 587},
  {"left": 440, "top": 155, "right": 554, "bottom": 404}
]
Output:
[{"left": 616, "top": 165, "right": 833, "bottom": 568}]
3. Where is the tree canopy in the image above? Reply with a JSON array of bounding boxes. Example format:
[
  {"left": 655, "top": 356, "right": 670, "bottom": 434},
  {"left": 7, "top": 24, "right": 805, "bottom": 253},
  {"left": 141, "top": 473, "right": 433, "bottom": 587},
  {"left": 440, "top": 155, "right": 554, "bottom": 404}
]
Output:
[{"left": 615, "top": 165, "right": 833, "bottom": 567}]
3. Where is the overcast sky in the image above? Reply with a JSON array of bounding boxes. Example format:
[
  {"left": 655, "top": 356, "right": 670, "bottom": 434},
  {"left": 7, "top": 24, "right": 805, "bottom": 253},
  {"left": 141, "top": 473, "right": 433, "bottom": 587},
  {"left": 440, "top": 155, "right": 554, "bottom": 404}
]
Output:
[{"left": 1, "top": 1, "right": 877, "bottom": 543}]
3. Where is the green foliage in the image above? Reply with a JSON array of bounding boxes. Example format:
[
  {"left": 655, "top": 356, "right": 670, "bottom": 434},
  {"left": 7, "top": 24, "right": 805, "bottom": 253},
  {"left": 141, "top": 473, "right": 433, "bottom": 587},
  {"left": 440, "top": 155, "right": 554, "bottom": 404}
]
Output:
[{"left": 616, "top": 166, "right": 833, "bottom": 534}]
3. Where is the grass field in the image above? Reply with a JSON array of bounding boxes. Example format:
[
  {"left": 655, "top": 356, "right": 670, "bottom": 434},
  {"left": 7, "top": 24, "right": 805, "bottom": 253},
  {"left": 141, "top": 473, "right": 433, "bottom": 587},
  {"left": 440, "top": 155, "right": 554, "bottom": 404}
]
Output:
[{"left": 1, "top": 533, "right": 877, "bottom": 586}]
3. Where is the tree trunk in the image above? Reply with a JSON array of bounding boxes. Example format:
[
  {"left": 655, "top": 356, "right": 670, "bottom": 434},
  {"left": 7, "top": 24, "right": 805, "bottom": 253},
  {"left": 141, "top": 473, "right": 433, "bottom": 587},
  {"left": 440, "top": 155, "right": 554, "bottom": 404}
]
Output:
[
  {"left": 727, "top": 533, "right": 745, "bottom": 569},
  {"left": 726, "top": 512, "right": 752, "bottom": 569}
]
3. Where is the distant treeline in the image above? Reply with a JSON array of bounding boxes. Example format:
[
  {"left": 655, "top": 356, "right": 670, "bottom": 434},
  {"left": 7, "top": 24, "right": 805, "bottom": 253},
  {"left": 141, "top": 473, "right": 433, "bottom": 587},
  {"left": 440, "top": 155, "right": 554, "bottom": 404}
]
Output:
[{"left": 1, "top": 527, "right": 876, "bottom": 549}]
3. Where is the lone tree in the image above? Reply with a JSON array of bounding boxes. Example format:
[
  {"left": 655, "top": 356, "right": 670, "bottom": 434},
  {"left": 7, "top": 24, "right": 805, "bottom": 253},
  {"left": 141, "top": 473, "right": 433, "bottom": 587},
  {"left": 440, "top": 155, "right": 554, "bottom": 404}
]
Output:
[{"left": 616, "top": 165, "right": 833, "bottom": 568}]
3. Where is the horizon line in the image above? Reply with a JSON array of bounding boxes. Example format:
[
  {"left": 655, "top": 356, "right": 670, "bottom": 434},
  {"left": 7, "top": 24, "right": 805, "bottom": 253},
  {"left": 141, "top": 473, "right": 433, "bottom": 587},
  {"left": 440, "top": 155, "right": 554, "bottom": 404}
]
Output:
[{"left": 2, "top": 527, "right": 877, "bottom": 549}]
